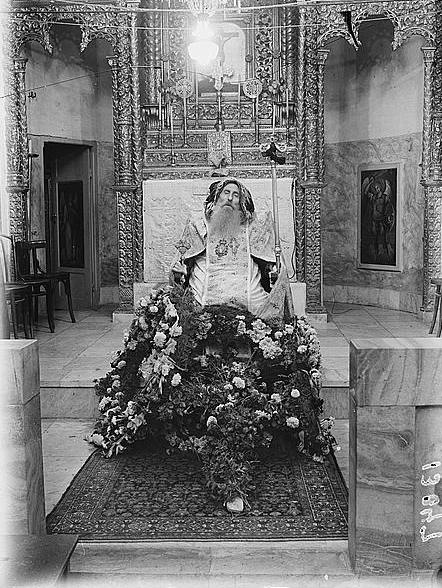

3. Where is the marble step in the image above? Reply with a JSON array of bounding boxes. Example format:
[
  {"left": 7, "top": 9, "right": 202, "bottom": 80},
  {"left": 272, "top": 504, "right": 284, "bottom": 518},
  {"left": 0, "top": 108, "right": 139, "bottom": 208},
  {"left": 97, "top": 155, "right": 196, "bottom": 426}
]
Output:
[
  {"left": 69, "top": 540, "right": 352, "bottom": 578},
  {"left": 66, "top": 570, "right": 439, "bottom": 588}
]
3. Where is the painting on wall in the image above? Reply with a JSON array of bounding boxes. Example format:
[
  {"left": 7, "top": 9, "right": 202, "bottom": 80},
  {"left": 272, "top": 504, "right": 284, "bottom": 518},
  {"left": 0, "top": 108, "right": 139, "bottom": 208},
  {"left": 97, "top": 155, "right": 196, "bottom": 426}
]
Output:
[{"left": 357, "top": 163, "right": 402, "bottom": 271}]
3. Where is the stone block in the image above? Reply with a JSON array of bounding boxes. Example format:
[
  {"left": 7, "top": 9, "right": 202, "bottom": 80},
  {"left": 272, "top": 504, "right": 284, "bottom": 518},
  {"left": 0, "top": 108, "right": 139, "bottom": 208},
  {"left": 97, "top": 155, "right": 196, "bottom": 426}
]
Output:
[
  {"left": 350, "top": 338, "right": 442, "bottom": 407},
  {"left": 0, "top": 340, "right": 40, "bottom": 405},
  {"left": 349, "top": 338, "right": 442, "bottom": 574},
  {"left": 0, "top": 340, "right": 45, "bottom": 535}
]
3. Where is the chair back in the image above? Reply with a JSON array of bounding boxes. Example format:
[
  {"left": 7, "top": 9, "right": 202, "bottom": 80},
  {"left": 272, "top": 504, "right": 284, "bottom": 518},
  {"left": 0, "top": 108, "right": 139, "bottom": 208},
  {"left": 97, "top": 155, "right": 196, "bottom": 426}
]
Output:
[
  {"left": 15, "top": 240, "right": 48, "bottom": 278},
  {"left": 0, "top": 234, "right": 15, "bottom": 283}
]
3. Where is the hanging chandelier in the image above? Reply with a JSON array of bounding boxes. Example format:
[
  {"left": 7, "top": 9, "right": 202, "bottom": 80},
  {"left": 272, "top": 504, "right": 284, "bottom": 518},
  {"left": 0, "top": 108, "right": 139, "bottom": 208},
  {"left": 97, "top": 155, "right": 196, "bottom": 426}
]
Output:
[{"left": 179, "top": 0, "right": 242, "bottom": 17}]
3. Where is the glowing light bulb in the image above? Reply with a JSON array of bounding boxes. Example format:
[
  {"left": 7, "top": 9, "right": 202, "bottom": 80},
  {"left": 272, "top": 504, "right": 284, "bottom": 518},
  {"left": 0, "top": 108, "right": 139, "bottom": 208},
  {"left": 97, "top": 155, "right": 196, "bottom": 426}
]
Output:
[{"left": 187, "top": 20, "right": 219, "bottom": 65}]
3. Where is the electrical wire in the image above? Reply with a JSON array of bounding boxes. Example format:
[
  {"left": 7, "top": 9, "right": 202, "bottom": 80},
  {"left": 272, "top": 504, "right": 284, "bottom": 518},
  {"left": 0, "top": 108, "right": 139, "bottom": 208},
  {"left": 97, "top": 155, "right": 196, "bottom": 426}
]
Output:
[
  {"left": 5, "top": 0, "right": 429, "bottom": 14},
  {"left": 7, "top": 11, "right": 429, "bottom": 33}
]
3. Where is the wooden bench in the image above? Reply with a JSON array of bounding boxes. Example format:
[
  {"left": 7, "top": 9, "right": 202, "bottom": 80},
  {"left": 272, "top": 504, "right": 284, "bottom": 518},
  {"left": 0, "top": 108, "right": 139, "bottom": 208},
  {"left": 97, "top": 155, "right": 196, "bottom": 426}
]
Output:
[{"left": 0, "top": 535, "right": 78, "bottom": 586}]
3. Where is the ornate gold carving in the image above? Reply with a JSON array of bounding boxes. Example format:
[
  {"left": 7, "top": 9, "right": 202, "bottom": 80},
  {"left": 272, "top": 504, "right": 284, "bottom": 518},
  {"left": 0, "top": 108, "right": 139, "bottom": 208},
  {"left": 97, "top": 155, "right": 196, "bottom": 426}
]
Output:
[
  {"left": 421, "top": 48, "right": 435, "bottom": 182},
  {"left": 294, "top": 8, "right": 306, "bottom": 283},
  {"left": 313, "top": 0, "right": 436, "bottom": 50},
  {"left": 255, "top": 9, "right": 274, "bottom": 90},
  {"left": 283, "top": 5, "right": 296, "bottom": 101},
  {"left": 317, "top": 49, "right": 329, "bottom": 183},
  {"left": 429, "top": 113, "right": 442, "bottom": 181},
  {"left": 129, "top": 0, "right": 144, "bottom": 283},
  {"left": 9, "top": 5, "right": 121, "bottom": 58},
  {"left": 304, "top": 33, "right": 319, "bottom": 183},
  {"left": 303, "top": 183, "right": 326, "bottom": 313},
  {"left": 6, "top": 57, "right": 28, "bottom": 240},
  {"left": 422, "top": 185, "right": 442, "bottom": 311}
]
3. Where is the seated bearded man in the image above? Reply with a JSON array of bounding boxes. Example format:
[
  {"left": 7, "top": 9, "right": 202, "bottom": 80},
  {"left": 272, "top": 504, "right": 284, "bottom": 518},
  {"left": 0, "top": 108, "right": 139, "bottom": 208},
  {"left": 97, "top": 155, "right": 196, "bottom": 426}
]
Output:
[{"left": 172, "top": 178, "right": 293, "bottom": 320}]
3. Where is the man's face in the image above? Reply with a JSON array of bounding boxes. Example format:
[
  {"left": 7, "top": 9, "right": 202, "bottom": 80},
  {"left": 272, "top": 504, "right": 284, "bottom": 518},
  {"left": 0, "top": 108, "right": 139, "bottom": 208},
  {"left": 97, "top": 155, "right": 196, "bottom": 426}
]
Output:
[{"left": 217, "top": 183, "right": 240, "bottom": 211}]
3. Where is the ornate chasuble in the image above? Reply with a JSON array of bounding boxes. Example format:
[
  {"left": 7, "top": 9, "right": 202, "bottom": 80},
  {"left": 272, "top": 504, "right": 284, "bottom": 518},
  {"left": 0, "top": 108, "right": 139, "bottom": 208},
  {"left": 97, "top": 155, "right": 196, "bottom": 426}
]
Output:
[
  {"left": 188, "top": 224, "right": 268, "bottom": 314},
  {"left": 177, "top": 213, "right": 293, "bottom": 319}
]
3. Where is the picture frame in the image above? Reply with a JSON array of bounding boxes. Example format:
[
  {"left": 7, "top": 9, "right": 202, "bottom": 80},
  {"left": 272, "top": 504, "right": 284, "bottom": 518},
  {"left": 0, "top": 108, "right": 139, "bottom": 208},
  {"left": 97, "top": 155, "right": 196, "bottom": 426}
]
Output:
[{"left": 357, "top": 162, "right": 402, "bottom": 272}]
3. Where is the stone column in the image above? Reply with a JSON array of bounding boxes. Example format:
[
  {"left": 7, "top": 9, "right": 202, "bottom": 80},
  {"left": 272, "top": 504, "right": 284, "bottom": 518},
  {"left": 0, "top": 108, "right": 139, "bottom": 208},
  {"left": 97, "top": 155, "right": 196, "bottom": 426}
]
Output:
[
  {"left": 422, "top": 112, "right": 442, "bottom": 313},
  {"left": 6, "top": 57, "right": 29, "bottom": 242},
  {"left": 294, "top": 8, "right": 306, "bottom": 283},
  {"left": 420, "top": 48, "right": 435, "bottom": 183},
  {"left": 128, "top": 0, "right": 144, "bottom": 284},
  {"left": 0, "top": 340, "right": 45, "bottom": 535},
  {"left": 302, "top": 32, "right": 326, "bottom": 315},
  {"left": 421, "top": 2, "right": 442, "bottom": 313},
  {"left": 317, "top": 49, "right": 329, "bottom": 183},
  {"left": 109, "top": 45, "right": 137, "bottom": 310},
  {"left": 349, "top": 338, "right": 442, "bottom": 574}
]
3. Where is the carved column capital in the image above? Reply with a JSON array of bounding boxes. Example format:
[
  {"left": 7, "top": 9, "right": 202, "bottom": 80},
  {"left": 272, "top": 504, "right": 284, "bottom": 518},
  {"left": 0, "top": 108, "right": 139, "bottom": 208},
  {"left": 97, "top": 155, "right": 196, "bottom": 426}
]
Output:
[
  {"left": 421, "top": 46, "right": 436, "bottom": 63},
  {"left": 317, "top": 49, "right": 330, "bottom": 67},
  {"left": 12, "top": 57, "right": 28, "bottom": 73}
]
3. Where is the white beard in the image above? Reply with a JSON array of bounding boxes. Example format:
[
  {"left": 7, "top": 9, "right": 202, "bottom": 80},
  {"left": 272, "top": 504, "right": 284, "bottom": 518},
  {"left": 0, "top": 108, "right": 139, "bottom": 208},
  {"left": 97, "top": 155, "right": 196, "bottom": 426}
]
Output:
[{"left": 208, "top": 204, "right": 243, "bottom": 239}]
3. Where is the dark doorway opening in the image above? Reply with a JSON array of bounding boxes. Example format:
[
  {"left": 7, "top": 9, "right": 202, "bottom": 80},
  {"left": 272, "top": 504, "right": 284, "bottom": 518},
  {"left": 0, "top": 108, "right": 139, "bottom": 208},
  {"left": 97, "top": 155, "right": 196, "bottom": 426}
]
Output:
[{"left": 44, "top": 142, "right": 97, "bottom": 309}]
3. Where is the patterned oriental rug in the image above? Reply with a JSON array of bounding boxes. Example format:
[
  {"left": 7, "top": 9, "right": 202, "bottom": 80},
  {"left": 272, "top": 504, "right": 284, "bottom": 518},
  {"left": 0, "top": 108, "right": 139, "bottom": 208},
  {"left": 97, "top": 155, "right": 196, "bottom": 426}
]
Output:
[{"left": 47, "top": 444, "right": 348, "bottom": 541}]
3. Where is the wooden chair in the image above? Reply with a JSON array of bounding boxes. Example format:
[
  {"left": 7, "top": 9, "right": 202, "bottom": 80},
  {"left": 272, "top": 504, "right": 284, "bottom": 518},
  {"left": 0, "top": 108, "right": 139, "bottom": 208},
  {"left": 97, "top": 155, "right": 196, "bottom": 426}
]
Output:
[
  {"left": 15, "top": 239, "right": 76, "bottom": 324},
  {"left": 1, "top": 235, "right": 55, "bottom": 333},
  {"left": 429, "top": 277, "right": 442, "bottom": 337},
  {"left": 0, "top": 236, "right": 34, "bottom": 338}
]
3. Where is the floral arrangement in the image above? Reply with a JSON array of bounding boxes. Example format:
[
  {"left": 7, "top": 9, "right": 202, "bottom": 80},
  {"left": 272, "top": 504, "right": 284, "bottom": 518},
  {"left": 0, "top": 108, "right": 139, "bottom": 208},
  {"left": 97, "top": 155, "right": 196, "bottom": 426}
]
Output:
[{"left": 91, "top": 285, "right": 338, "bottom": 504}]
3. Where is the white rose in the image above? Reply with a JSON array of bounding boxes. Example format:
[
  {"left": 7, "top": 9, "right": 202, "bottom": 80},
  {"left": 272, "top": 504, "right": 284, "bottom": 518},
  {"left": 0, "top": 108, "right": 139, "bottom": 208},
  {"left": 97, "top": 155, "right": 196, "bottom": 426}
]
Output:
[
  {"left": 149, "top": 304, "right": 159, "bottom": 313},
  {"left": 153, "top": 332, "right": 167, "bottom": 347},
  {"left": 161, "top": 363, "right": 171, "bottom": 376},
  {"left": 232, "top": 376, "right": 246, "bottom": 389},
  {"left": 297, "top": 345, "right": 307, "bottom": 353},
  {"left": 286, "top": 416, "right": 299, "bottom": 429},
  {"left": 270, "top": 393, "right": 282, "bottom": 403},
  {"left": 274, "top": 331, "right": 283, "bottom": 339},
  {"left": 284, "top": 324, "right": 294, "bottom": 334},
  {"left": 138, "top": 297, "right": 148, "bottom": 307},
  {"left": 291, "top": 388, "right": 300, "bottom": 398},
  {"left": 171, "top": 373, "right": 181, "bottom": 386},
  {"left": 170, "top": 324, "right": 183, "bottom": 337}
]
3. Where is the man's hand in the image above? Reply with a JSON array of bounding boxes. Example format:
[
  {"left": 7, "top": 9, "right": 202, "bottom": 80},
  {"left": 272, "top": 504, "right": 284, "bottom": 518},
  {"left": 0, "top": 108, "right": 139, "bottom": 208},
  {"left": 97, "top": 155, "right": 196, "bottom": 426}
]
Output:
[{"left": 171, "top": 260, "right": 187, "bottom": 285}]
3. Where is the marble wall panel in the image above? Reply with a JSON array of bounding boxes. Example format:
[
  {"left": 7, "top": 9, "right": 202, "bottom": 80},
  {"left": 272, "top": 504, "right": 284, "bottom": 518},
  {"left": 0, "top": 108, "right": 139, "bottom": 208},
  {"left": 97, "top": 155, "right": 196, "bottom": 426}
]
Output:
[
  {"left": 143, "top": 178, "right": 296, "bottom": 284},
  {"left": 323, "top": 132, "right": 423, "bottom": 313},
  {"left": 349, "top": 339, "right": 442, "bottom": 407},
  {"left": 349, "top": 405, "right": 415, "bottom": 574}
]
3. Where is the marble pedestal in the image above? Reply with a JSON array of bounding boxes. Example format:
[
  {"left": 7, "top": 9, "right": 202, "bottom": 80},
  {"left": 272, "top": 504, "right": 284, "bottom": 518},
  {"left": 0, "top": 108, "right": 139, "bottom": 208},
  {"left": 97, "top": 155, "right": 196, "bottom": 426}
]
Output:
[
  {"left": 0, "top": 340, "right": 46, "bottom": 534},
  {"left": 349, "top": 338, "right": 442, "bottom": 574}
]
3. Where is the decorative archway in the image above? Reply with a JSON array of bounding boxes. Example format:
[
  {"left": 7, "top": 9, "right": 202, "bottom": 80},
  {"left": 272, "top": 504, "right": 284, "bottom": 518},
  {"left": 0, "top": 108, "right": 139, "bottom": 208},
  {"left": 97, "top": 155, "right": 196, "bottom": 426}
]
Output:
[
  {"left": 6, "top": 0, "right": 143, "bottom": 308},
  {"left": 294, "top": 0, "right": 439, "bottom": 314}
]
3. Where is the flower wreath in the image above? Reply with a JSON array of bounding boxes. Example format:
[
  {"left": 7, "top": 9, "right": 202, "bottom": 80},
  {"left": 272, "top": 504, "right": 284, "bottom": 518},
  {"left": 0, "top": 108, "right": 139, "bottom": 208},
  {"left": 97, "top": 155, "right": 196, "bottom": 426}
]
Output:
[{"left": 91, "top": 285, "right": 338, "bottom": 503}]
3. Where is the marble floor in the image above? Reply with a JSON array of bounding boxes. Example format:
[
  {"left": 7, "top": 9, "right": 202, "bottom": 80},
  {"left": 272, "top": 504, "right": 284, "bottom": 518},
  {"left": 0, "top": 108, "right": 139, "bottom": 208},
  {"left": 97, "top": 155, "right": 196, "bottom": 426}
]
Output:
[{"left": 33, "top": 301, "right": 434, "bottom": 389}]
